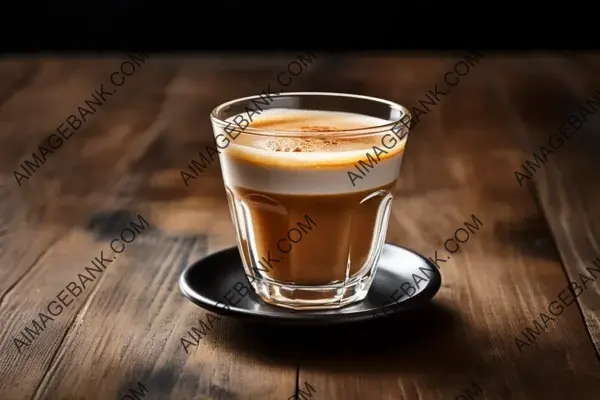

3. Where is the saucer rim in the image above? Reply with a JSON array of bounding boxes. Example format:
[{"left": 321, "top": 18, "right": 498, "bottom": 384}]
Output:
[{"left": 179, "top": 243, "right": 442, "bottom": 326}]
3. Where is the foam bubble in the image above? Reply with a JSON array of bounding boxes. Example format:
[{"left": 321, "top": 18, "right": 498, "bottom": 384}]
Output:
[{"left": 253, "top": 136, "right": 371, "bottom": 153}]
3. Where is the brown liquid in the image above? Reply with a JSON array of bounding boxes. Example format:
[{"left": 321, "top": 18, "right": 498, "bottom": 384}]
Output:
[
  {"left": 223, "top": 110, "right": 402, "bottom": 288},
  {"left": 232, "top": 182, "right": 396, "bottom": 285}
]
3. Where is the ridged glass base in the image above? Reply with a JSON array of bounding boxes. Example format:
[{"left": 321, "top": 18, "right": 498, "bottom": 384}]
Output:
[{"left": 249, "top": 266, "right": 377, "bottom": 310}]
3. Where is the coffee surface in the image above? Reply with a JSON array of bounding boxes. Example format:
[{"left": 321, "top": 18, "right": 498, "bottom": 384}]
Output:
[
  {"left": 246, "top": 109, "right": 386, "bottom": 152},
  {"left": 246, "top": 109, "right": 388, "bottom": 132},
  {"left": 224, "top": 109, "right": 406, "bottom": 169}
]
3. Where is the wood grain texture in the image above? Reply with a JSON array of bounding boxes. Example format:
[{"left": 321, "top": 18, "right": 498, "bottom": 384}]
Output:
[
  {"left": 499, "top": 55, "right": 600, "bottom": 360},
  {"left": 0, "top": 53, "right": 599, "bottom": 400}
]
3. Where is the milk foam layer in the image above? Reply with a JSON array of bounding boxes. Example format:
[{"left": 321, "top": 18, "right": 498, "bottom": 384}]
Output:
[{"left": 214, "top": 109, "right": 407, "bottom": 195}]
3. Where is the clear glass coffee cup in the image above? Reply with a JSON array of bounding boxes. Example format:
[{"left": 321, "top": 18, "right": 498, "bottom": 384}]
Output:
[{"left": 210, "top": 92, "right": 411, "bottom": 310}]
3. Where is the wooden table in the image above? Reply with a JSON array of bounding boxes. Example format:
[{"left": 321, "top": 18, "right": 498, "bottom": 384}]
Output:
[{"left": 1, "top": 53, "right": 599, "bottom": 400}]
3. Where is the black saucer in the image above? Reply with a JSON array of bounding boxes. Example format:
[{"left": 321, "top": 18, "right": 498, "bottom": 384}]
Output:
[{"left": 179, "top": 243, "right": 441, "bottom": 326}]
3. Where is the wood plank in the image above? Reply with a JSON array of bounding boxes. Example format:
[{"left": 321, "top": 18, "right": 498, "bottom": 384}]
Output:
[
  {"left": 1, "top": 54, "right": 600, "bottom": 399},
  {"left": 0, "top": 55, "right": 327, "bottom": 399},
  {"left": 499, "top": 54, "right": 600, "bottom": 358},
  {"left": 296, "top": 55, "right": 600, "bottom": 399}
]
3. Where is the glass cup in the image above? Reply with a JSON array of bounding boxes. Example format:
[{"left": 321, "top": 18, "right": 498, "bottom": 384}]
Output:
[{"left": 210, "top": 92, "right": 411, "bottom": 310}]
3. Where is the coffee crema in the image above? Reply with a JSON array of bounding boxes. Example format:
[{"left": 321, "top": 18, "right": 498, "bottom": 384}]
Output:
[
  {"left": 221, "top": 109, "right": 405, "bottom": 194},
  {"left": 217, "top": 109, "right": 404, "bottom": 288}
]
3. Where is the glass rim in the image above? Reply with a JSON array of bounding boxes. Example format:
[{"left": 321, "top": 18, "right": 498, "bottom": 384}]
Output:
[{"left": 209, "top": 91, "right": 411, "bottom": 137}]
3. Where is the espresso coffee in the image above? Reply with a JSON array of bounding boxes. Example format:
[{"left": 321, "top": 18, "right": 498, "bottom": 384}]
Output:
[{"left": 218, "top": 109, "right": 406, "bottom": 287}]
